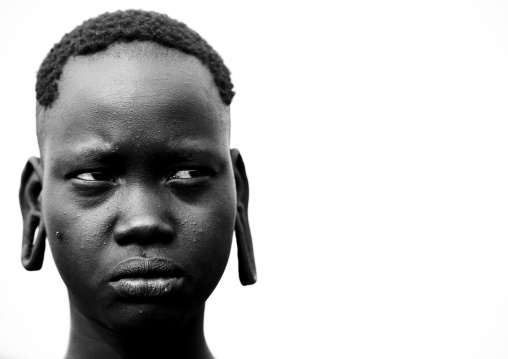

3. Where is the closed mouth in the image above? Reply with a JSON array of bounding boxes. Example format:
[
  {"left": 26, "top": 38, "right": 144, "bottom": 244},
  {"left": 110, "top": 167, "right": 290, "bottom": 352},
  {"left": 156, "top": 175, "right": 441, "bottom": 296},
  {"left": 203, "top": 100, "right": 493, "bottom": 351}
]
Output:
[{"left": 109, "top": 257, "right": 187, "bottom": 298}]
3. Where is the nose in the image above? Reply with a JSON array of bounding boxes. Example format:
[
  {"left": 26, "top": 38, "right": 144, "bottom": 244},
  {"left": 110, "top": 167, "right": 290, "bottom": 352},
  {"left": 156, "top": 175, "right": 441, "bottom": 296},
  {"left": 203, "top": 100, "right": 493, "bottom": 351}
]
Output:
[{"left": 113, "top": 186, "right": 174, "bottom": 245}]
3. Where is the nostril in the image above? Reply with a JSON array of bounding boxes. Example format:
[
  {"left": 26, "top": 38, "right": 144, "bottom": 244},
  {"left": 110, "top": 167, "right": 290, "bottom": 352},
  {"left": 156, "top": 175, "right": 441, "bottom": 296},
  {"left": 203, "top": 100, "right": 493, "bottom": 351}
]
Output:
[{"left": 113, "top": 217, "right": 174, "bottom": 245}]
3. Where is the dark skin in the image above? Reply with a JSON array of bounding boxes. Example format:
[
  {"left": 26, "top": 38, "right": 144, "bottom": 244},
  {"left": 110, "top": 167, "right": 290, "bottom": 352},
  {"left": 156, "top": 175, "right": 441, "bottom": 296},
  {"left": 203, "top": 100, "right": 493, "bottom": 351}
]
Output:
[{"left": 19, "top": 42, "right": 256, "bottom": 359}]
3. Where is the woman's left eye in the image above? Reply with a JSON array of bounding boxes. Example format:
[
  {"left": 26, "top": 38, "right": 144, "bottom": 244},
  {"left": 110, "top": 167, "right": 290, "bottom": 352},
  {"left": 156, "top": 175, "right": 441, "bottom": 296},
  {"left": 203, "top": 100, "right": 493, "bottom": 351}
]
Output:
[{"left": 169, "top": 170, "right": 203, "bottom": 180}]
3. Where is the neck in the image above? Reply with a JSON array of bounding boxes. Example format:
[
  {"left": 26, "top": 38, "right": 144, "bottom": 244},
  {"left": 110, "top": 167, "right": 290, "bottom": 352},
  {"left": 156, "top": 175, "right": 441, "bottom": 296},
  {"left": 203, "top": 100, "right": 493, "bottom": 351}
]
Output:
[{"left": 65, "top": 304, "right": 213, "bottom": 359}]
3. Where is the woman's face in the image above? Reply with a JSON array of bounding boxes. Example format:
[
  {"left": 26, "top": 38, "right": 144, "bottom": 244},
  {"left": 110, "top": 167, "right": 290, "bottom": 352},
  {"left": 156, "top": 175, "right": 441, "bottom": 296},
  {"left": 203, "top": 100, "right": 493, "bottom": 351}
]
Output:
[{"left": 39, "top": 43, "right": 236, "bottom": 332}]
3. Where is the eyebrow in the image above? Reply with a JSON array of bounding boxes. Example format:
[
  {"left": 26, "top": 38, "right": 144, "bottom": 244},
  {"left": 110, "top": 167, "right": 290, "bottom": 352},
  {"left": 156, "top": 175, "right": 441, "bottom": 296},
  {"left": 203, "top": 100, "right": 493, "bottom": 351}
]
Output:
[
  {"left": 59, "top": 141, "right": 224, "bottom": 163},
  {"left": 60, "top": 144, "right": 119, "bottom": 163},
  {"left": 166, "top": 145, "right": 223, "bottom": 161}
]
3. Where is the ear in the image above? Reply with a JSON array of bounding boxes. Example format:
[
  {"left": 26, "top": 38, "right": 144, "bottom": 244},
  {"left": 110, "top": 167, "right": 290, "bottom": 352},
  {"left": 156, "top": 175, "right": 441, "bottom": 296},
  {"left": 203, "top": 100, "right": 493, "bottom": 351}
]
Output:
[
  {"left": 19, "top": 157, "right": 46, "bottom": 271},
  {"left": 231, "top": 149, "right": 257, "bottom": 285}
]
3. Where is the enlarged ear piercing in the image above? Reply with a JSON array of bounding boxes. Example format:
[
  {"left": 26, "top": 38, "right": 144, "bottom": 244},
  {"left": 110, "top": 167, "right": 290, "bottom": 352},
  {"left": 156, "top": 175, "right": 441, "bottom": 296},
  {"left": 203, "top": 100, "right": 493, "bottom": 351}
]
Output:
[
  {"left": 21, "top": 213, "right": 46, "bottom": 271},
  {"left": 231, "top": 149, "right": 257, "bottom": 286},
  {"left": 235, "top": 205, "right": 257, "bottom": 285},
  {"left": 19, "top": 157, "right": 46, "bottom": 271}
]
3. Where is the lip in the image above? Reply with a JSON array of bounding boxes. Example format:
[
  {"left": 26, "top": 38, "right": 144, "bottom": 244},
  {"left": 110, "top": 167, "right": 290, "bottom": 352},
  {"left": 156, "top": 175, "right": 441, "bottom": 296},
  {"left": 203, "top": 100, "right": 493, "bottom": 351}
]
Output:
[{"left": 109, "top": 257, "right": 187, "bottom": 298}]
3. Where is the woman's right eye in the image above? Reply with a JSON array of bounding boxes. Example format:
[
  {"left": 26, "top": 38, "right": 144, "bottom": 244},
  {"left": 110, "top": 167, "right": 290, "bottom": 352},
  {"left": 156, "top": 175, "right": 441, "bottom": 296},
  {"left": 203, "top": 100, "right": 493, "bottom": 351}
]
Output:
[{"left": 75, "top": 172, "right": 113, "bottom": 182}]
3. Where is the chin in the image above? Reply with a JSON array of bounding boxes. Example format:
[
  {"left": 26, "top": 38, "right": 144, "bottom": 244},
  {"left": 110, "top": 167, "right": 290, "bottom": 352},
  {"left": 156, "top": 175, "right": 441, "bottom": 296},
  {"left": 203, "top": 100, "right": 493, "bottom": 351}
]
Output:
[
  {"left": 104, "top": 300, "right": 200, "bottom": 333},
  {"left": 116, "top": 302, "right": 189, "bottom": 324}
]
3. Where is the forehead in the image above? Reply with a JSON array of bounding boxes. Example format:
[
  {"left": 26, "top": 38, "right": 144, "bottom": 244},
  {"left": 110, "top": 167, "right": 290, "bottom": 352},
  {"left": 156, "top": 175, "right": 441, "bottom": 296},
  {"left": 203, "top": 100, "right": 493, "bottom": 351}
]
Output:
[{"left": 38, "top": 42, "right": 229, "bottom": 157}]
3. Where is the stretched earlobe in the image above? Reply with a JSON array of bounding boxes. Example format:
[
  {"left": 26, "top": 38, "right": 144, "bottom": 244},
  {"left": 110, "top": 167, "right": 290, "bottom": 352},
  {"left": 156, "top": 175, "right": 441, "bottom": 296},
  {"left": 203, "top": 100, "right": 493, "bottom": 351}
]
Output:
[
  {"left": 21, "top": 214, "right": 46, "bottom": 271},
  {"left": 19, "top": 157, "right": 46, "bottom": 271},
  {"left": 231, "top": 149, "right": 257, "bottom": 286}
]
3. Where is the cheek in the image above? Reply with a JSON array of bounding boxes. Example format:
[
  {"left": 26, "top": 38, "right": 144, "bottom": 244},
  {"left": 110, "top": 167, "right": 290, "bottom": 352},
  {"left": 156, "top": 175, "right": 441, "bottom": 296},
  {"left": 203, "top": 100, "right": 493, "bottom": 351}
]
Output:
[
  {"left": 42, "top": 184, "right": 111, "bottom": 289},
  {"left": 177, "top": 189, "right": 236, "bottom": 290}
]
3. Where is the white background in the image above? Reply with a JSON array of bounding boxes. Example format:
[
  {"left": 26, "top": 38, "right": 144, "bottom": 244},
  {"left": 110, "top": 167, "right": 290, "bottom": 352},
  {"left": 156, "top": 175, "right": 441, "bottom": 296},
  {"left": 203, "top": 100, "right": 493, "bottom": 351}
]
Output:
[{"left": 1, "top": 0, "right": 508, "bottom": 358}]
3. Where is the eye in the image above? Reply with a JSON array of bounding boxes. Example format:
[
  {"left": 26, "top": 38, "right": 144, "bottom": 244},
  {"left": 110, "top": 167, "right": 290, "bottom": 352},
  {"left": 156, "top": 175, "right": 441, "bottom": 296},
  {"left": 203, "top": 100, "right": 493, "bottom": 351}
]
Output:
[
  {"left": 75, "top": 172, "right": 114, "bottom": 182},
  {"left": 166, "top": 168, "right": 215, "bottom": 188},
  {"left": 169, "top": 169, "right": 205, "bottom": 180}
]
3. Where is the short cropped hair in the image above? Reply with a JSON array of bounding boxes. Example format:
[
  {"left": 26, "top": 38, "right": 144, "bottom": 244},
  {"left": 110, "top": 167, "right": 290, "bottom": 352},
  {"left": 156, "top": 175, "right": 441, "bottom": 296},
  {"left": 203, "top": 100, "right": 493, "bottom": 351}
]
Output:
[{"left": 36, "top": 9, "right": 235, "bottom": 108}]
